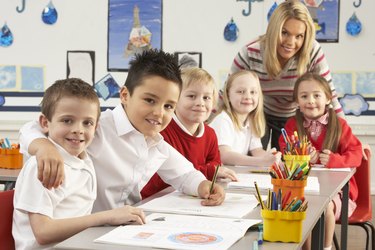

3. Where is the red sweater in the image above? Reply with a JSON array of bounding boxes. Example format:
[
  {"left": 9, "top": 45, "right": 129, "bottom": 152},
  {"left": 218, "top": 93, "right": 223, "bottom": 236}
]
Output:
[
  {"left": 278, "top": 117, "right": 362, "bottom": 201},
  {"left": 141, "top": 118, "right": 221, "bottom": 199}
]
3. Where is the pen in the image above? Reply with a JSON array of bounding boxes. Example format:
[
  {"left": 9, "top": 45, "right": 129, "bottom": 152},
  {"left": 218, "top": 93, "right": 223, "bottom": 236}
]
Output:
[
  {"left": 272, "top": 192, "right": 277, "bottom": 210},
  {"left": 277, "top": 188, "right": 282, "bottom": 210},
  {"left": 209, "top": 165, "right": 220, "bottom": 195},
  {"left": 291, "top": 199, "right": 303, "bottom": 211}
]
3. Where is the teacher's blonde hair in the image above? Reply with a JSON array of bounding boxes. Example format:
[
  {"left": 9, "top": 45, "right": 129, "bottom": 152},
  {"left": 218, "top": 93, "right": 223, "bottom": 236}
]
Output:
[{"left": 260, "top": 0, "right": 315, "bottom": 78}]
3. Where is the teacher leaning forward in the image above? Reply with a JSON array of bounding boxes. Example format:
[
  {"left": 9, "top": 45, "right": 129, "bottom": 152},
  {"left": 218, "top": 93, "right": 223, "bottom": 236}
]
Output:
[{"left": 230, "top": 0, "right": 343, "bottom": 150}]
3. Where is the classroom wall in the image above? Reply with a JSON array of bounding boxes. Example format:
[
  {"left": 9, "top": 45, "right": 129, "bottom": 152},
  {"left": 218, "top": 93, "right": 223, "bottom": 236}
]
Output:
[{"left": 1, "top": 0, "right": 375, "bottom": 191}]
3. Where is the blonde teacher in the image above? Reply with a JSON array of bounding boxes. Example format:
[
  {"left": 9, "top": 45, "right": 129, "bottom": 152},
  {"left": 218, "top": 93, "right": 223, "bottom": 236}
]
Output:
[{"left": 230, "top": 0, "right": 343, "bottom": 150}]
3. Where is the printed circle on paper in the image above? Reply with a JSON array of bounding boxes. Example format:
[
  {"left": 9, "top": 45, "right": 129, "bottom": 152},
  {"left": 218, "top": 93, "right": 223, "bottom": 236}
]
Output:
[{"left": 168, "top": 232, "right": 222, "bottom": 245}]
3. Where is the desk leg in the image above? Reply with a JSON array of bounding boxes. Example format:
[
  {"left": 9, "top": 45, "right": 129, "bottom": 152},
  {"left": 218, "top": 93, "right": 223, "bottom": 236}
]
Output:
[
  {"left": 340, "top": 182, "right": 349, "bottom": 250},
  {"left": 312, "top": 212, "right": 325, "bottom": 250}
]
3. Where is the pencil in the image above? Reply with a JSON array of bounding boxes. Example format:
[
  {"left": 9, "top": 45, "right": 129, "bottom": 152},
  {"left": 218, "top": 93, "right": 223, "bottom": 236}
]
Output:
[
  {"left": 254, "top": 181, "right": 265, "bottom": 209},
  {"left": 209, "top": 165, "right": 220, "bottom": 194}
]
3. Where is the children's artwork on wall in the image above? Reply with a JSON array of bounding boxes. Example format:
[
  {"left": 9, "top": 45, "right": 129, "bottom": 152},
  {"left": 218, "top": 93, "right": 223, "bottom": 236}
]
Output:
[
  {"left": 67, "top": 51, "right": 95, "bottom": 85},
  {"left": 0, "top": 65, "right": 45, "bottom": 111},
  {"left": 302, "top": 0, "right": 340, "bottom": 42},
  {"left": 20, "top": 66, "right": 44, "bottom": 91},
  {"left": 0, "top": 66, "right": 16, "bottom": 90},
  {"left": 107, "top": 0, "right": 162, "bottom": 71},
  {"left": 333, "top": 71, "right": 375, "bottom": 116},
  {"left": 174, "top": 52, "right": 202, "bottom": 69},
  {"left": 94, "top": 74, "right": 120, "bottom": 101},
  {"left": 340, "top": 94, "right": 369, "bottom": 116}
]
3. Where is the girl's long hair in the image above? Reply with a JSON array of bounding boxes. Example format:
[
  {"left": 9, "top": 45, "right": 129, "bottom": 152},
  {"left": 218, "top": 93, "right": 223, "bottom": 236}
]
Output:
[{"left": 214, "top": 70, "right": 266, "bottom": 137}]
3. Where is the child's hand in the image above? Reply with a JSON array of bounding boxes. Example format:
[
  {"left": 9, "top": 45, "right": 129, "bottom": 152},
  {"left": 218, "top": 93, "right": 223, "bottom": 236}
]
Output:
[
  {"left": 35, "top": 141, "right": 65, "bottom": 189},
  {"left": 217, "top": 166, "right": 238, "bottom": 181},
  {"left": 104, "top": 205, "right": 146, "bottom": 225},
  {"left": 309, "top": 146, "right": 319, "bottom": 164},
  {"left": 263, "top": 151, "right": 280, "bottom": 166},
  {"left": 198, "top": 180, "right": 225, "bottom": 206},
  {"left": 273, "top": 151, "right": 282, "bottom": 164},
  {"left": 319, "top": 149, "right": 331, "bottom": 166}
]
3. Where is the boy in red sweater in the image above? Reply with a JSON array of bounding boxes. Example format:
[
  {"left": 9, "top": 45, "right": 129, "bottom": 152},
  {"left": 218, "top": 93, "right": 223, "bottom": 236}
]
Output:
[{"left": 141, "top": 68, "right": 238, "bottom": 199}]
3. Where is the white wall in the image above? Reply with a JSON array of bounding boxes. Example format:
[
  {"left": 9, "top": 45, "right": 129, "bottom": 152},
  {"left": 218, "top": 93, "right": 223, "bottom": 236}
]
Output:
[{"left": 1, "top": 0, "right": 375, "bottom": 191}]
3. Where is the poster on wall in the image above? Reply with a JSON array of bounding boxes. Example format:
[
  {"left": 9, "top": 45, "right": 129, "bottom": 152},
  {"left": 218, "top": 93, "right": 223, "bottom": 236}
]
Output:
[
  {"left": 67, "top": 51, "right": 95, "bottom": 85},
  {"left": 301, "top": 0, "right": 340, "bottom": 42},
  {"left": 107, "top": 0, "right": 162, "bottom": 71},
  {"left": 174, "top": 52, "right": 202, "bottom": 68}
]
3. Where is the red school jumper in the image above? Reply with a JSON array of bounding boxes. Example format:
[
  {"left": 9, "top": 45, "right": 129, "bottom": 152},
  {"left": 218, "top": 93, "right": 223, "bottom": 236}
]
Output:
[
  {"left": 141, "top": 118, "right": 221, "bottom": 199},
  {"left": 278, "top": 117, "right": 362, "bottom": 201}
]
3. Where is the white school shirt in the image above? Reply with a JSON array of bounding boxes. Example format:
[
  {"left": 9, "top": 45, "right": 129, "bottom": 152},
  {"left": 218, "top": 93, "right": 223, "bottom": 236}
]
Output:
[
  {"left": 13, "top": 139, "right": 96, "bottom": 250},
  {"left": 209, "top": 112, "right": 262, "bottom": 155},
  {"left": 19, "top": 104, "right": 206, "bottom": 212}
]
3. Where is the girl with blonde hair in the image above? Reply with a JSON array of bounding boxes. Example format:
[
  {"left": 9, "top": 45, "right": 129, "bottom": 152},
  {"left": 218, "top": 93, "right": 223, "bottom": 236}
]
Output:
[{"left": 210, "top": 70, "right": 280, "bottom": 167}]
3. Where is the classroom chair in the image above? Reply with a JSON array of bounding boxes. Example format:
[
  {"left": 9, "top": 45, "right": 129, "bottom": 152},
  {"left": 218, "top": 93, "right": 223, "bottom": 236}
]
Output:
[
  {"left": 0, "top": 189, "right": 15, "bottom": 250},
  {"left": 333, "top": 146, "right": 374, "bottom": 250}
]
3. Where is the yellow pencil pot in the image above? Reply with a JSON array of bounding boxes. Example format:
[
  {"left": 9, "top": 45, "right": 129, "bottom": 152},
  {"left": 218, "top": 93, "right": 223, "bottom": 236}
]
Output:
[
  {"left": 272, "top": 178, "right": 306, "bottom": 204},
  {"left": 283, "top": 155, "right": 310, "bottom": 171},
  {"left": 0, "top": 148, "right": 23, "bottom": 169},
  {"left": 261, "top": 209, "right": 306, "bottom": 243}
]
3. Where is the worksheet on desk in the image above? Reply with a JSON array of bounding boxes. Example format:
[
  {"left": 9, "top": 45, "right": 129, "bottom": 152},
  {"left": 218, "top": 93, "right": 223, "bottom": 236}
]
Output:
[
  {"left": 227, "top": 173, "right": 320, "bottom": 193},
  {"left": 94, "top": 213, "right": 261, "bottom": 250},
  {"left": 138, "top": 191, "right": 258, "bottom": 218}
]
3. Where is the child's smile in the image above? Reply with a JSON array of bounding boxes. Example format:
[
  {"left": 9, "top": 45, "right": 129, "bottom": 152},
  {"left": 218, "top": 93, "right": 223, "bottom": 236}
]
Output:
[{"left": 120, "top": 76, "right": 180, "bottom": 138}]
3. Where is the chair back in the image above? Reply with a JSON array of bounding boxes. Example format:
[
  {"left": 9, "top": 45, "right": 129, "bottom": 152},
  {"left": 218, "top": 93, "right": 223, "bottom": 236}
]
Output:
[
  {"left": 0, "top": 190, "right": 15, "bottom": 250},
  {"left": 353, "top": 147, "right": 372, "bottom": 220}
]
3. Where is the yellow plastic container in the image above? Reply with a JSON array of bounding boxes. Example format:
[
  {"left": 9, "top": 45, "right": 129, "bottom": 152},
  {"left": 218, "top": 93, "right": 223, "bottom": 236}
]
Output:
[
  {"left": 261, "top": 209, "right": 306, "bottom": 242},
  {"left": 283, "top": 155, "right": 310, "bottom": 171},
  {"left": 0, "top": 148, "right": 23, "bottom": 169},
  {"left": 272, "top": 178, "right": 306, "bottom": 204}
]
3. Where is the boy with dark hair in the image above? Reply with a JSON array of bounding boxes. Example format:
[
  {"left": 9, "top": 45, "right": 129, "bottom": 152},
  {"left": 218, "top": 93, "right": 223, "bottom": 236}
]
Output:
[{"left": 19, "top": 49, "right": 225, "bottom": 214}]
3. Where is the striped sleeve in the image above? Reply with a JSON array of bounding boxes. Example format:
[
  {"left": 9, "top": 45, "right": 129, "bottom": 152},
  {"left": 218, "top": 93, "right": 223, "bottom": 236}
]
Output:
[{"left": 309, "top": 41, "right": 344, "bottom": 117}]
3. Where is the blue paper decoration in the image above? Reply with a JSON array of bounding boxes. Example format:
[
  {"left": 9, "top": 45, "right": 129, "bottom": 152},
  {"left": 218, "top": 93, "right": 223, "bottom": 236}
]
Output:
[
  {"left": 346, "top": 13, "right": 362, "bottom": 36},
  {"left": 0, "top": 23, "right": 13, "bottom": 47},
  {"left": 267, "top": 2, "right": 278, "bottom": 22},
  {"left": 42, "top": 1, "right": 58, "bottom": 25},
  {"left": 224, "top": 18, "right": 239, "bottom": 42}
]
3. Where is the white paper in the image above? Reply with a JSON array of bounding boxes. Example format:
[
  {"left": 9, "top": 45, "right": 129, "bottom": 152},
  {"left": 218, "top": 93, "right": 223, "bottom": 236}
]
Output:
[
  {"left": 138, "top": 191, "right": 258, "bottom": 218},
  {"left": 94, "top": 213, "right": 261, "bottom": 250},
  {"left": 227, "top": 173, "right": 320, "bottom": 193},
  {"left": 311, "top": 166, "right": 352, "bottom": 172}
]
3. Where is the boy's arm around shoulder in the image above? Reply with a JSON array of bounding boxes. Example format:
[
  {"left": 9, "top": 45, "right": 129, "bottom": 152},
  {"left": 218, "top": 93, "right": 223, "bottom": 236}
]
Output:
[
  {"left": 20, "top": 119, "right": 64, "bottom": 189},
  {"left": 326, "top": 119, "right": 362, "bottom": 168}
]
